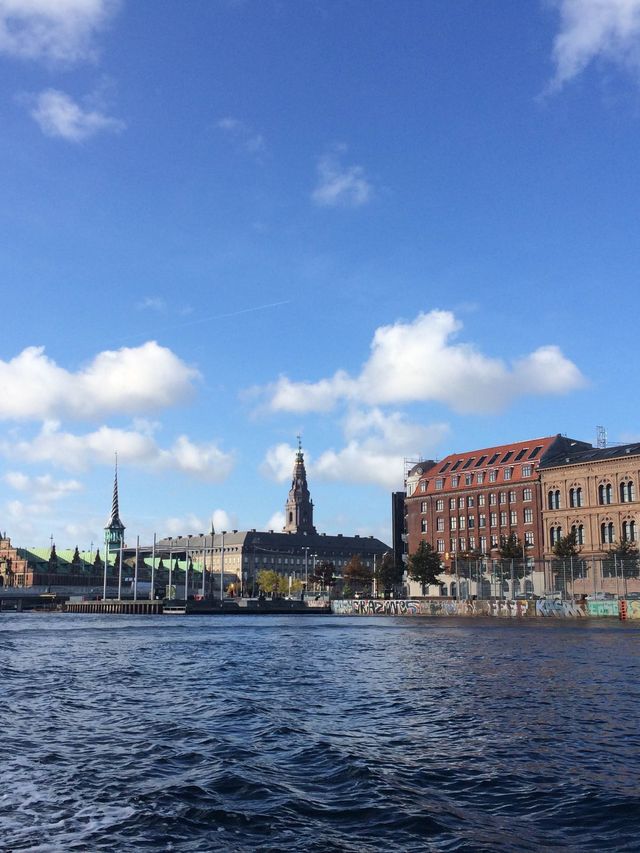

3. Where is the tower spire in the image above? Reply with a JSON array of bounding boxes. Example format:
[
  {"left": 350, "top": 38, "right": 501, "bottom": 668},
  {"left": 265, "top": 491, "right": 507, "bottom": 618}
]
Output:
[
  {"left": 105, "top": 453, "right": 125, "bottom": 552},
  {"left": 284, "top": 440, "right": 316, "bottom": 534}
]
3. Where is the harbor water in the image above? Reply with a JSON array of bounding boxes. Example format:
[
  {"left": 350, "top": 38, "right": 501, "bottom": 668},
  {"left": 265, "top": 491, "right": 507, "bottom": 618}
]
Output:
[{"left": 1, "top": 614, "right": 638, "bottom": 851}]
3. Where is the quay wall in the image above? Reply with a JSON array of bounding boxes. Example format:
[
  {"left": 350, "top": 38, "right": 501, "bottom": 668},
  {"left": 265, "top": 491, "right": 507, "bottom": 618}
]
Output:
[{"left": 332, "top": 598, "right": 640, "bottom": 619}]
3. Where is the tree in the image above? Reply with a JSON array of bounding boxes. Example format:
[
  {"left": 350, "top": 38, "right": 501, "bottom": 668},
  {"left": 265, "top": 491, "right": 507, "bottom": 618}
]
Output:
[
  {"left": 375, "top": 552, "right": 403, "bottom": 595},
  {"left": 499, "top": 533, "right": 523, "bottom": 559},
  {"left": 343, "top": 555, "right": 374, "bottom": 595},
  {"left": 256, "top": 569, "right": 288, "bottom": 597},
  {"left": 553, "top": 530, "right": 580, "bottom": 558},
  {"left": 605, "top": 540, "right": 639, "bottom": 578},
  {"left": 407, "top": 541, "right": 442, "bottom": 595},
  {"left": 310, "top": 560, "right": 335, "bottom": 590}
]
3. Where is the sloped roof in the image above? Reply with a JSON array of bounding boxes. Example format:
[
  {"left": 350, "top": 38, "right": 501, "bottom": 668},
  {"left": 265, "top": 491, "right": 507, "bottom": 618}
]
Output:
[{"left": 539, "top": 441, "right": 640, "bottom": 469}]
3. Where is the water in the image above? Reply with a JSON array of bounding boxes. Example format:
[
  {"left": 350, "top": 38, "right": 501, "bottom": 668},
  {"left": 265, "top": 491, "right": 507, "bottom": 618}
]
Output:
[{"left": 1, "top": 614, "right": 638, "bottom": 852}]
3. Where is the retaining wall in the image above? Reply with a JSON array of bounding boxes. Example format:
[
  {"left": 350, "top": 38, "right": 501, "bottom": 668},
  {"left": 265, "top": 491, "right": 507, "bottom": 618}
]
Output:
[{"left": 332, "top": 598, "right": 640, "bottom": 619}]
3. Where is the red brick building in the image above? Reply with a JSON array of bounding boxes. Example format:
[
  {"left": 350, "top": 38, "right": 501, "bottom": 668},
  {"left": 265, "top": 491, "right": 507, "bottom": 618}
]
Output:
[{"left": 406, "top": 434, "right": 590, "bottom": 569}]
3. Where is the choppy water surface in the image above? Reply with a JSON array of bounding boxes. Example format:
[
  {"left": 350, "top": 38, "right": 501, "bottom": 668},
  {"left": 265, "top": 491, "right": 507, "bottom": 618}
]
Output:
[{"left": 1, "top": 614, "right": 638, "bottom": 852}]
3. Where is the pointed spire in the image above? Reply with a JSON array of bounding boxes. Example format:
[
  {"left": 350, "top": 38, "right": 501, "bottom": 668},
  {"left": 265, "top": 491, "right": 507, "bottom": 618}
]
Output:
[{"left": 107, "top": 453, "right": 124, "bottom": 528}]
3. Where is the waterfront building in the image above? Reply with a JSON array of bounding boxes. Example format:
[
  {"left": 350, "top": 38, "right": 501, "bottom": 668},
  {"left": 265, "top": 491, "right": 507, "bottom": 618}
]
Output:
[
  {"left": 404, "top": 434, "right": 591, "bottom": 597},
  {"left": 157, "top": 443, "right": 390, "bottom": 595},
  {"left": 539, "top": 441, "right": 640, "bottom": 596}
]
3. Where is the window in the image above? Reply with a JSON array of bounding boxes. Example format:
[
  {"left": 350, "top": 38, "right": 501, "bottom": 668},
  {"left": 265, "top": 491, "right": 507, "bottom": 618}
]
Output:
[
  {"left": 509, "top": 491, "right": 516, "bottom": 503},
  {"left": 436, "top": 499, "right": 444, "bottom": 511},
  {"left": 621, "top": 481, "right": 635, "bottom": 503},
  {"left": 459, "top": 496, "right": 465, "bottom": 509},
  {"left": 491, "top": 535, "right": 499, "bottom": 548},
  {"left": 459, "top": 516, "right": 466, "bottom": 530},
  {"left": 463, "top": 458, "right": 475, "bottom": 469},
  {"left": 451, "top": 475, "right": 459, "bottom": 487},
  {"left": 600, "top": 521, "right": 615, "bottom": 544},
  {"left": 478, "top": 494, "right": 486, "bottom": 507},
  {"left": 488, "top": 453, "right": 500, "bottom": 465},
  {"left": 598, "top": 483, "right": 613, "bottom": 505},
  {"left": 479, "top": 514, "right": 486, "bottom": 528},
  {"left": 477, "top": 472, "right": 484, "bottom": 485},
  {"left": 500, "top": 512, "right": 508, "bottom": 526},
  {"left": 524, "top": 531, "right": 534, "bottom": 547},
  {"left": 439, "top": 461, "right": 450, "bottom": 474},
  {"left": 501, "top": 450, "right": 513, "bottom": 463},
  {"left": 479, "top": 535, "right": 487, "bottom": 553},
  {"left": 623, "top": 520, "right": 637, "bottom": 542},
  {"left": 529, "top": 446, "right": 543, "bottom": 459},
  {"left": 420, "top": 481, "right": 426, "bottom": 492},
  {"left": 421, "top": 519, "right": 427, "bottom": 533},
  {"left": 499, "top": 493, "right": 507, "bottom": 504},
  {"left": 571, "top": 524, "right": 585, "bottom": 545},
  {"left": 468, "top": 516, "right": 475, "bottom": 529},
  {"left": 437, "top": 539, "right": 445, "bottom": 553},
  {"left": 489, "top": 470, "right": 497, "bottom": 482},
  {"left": 490, "top": 513, "right": 497, "bottom": 527},
  {"left": 459, "top": 538, "right": 466, "bottom": 552},
  {"left": 550, "top": 525, "right": 563, "bottom": 546},
  {"left": 451, "top": 459, "right": 463, "bottom": 471},
  {"left": 489, "top": 493, "right": 497, "bottom": 505},
  {"left": 476, "top": 455, "right": 488, "bottom": 468},
  {"left": 515, "top": 448, "right": 528, "bottom": 461},
  {"left": 467, "top": 496, "right": 475, "bottom": 508},
  {"left": 435, "top": 478, "right": 443, "bottom": 490},
  {"left": 524, "top": 507, "right": 533, "bottom": 524},
  {"left": 522, "top": 464, "right": 532, "bottom": 477},
  {"left": 450, "top": 517, "right": 457, "bottom": 530},
  {"left": 450, "top": 538, "right": 456, "bottom": 552},
  {"left": 569, "top": 487, "right": 583, "bottom": 508},
  {"left": 510, "top": 510, "right": 517, "bottom": 525},
  {"left": 469, "top": 536, "right": 476, "bottom": 550},
  {"left": 504, "top": 467, "right": 512, "bottom": 481},
  {"left": 465, "top": 473, "right": 473, "bottom": 486},
  {"left": 437, "top": 517, "right": 445, "bottom": 531},
  {"left": 548, "top": 490, "right": 561, "bottom": 510},
  {"left": 523, "top": 488, "right": 532, "bottom": 502},
  {"left": 449, "top": 498, "right": 456, "bottom": 510}
]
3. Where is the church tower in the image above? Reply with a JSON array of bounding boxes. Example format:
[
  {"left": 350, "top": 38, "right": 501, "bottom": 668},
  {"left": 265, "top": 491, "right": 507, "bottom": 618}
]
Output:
[
  {"left": 104, "top": 458, "right": 125, "bottom": 552},
  {"left": 284, "top": 438, "right": 316, "bottom": 534}
]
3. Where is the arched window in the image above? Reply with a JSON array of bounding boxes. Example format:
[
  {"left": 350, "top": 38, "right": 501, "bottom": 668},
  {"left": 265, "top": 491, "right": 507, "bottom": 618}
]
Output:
[
  {"left": 548, "top": 490, "right": 561, "bottom": 510},
  {"left": 550, "top": 525, "right": 563, "bottom": 545},
  {"left": 569, "top": 487, "right": 583, "bottom": 508},
  {"left": 421, "top": 518, "right": 427, "bottom": 533},
  {"left": 600, "top": 522, "right": 615, "bottom": 544},
  {"left": 599, "top": 484, "right": 613, "bottom": 505},
  {"left": 622, "top": 520, "right": 637, "bottom": 542},
  {"left": 571, "top": 524, "right": 585, "bottom": 545},
  {"left": 620, "top": 481, "right": 635, "bottom": 503}
]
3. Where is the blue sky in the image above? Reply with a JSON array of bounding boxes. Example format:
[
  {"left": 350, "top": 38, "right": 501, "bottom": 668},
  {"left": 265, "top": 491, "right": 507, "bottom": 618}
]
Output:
[{"left": 1, "top": 0, "right": 639, "bottom": 551}]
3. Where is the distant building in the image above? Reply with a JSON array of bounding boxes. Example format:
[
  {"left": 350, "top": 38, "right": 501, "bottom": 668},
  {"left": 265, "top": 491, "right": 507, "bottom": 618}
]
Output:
[
  {"left": 539, "top": 441, "right": 640, "bottom": 560},
  {"left": 157, "top": 442, "right": 390, "bottom": 595}
]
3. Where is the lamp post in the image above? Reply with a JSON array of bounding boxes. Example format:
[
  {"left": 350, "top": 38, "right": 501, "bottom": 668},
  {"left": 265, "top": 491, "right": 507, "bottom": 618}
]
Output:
[
  {"left": 220, "top": 531, "right": 226, "bottom": 603},
  {"left": 168, "top": 537, "right": 174, "bottom": 600},
  {"left": 303, "top": 546, "right": 309, "bottom": 591}
]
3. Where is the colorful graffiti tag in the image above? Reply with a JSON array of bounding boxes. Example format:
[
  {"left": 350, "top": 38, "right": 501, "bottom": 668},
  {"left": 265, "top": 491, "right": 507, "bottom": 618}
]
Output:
[{"left": 330, "top": 598, "right": 639, "bottom": 618}]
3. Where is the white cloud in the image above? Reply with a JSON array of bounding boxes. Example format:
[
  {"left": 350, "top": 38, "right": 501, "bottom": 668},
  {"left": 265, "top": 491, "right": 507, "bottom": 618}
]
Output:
[
  {"left": 260, "top": 442, "right": 299, "bottom": 482},
  {"left": 311, "top": 148, "right": 373, "bottom": 208},
  {"left": 30, "top": 88, "right": 124, "bottom": 141},
  {"left": 313, "top": 409, "right": 449, "bottom": 490},
  {"left": 137, "top": 297, "right": 167, "bottom": 313},
  {"left": 0, "top": 341, "right": 200, "bottom": 421},
  {"left": 550, "top": 0, "right": 640, "bottom": 89},
  {"left": 0, "top": 0, "right": 118, "bottom": 63},
  {"left": 263, "top": 310, "right": 586, "bottom": 415},
  {"left": 0, "top": 422, "right": 235, "bottom": 481},
  {"left": 265, "top": 511, "right": 285, "bottom": 531},
  {"left": 217, "top": 115, "right": 266, "bottom": 156},
  {"left": 261, "top": 410, "right": 449, "bottom": 490},
  {"left": 4, "top": 470, "right": 83, "bottom": 500}
]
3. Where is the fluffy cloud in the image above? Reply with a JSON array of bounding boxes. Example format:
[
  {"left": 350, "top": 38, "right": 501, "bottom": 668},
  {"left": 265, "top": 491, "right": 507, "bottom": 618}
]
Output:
[
  {"left": 0, "top": 341, "right": 199, "bottom": 421},
  {"left": 264, "top": 310, "right": 586, "bottom": 415},
  {"left": 261, "top": 410, "right": 449, "bottom": 490},
  {"left": 0, "top": 422, "right": 235, "bottom": 480},
  {"left": 0, "top": 0, "right": 118, "bottom": 63},
  {"left": 265, "top": 511, "right": 285, "bottom": 531},
  {"left": 30, "top": 88, "right": 124, "bottom": 141},
  {"left": 4, "top": 470, "right": 83, "bottom": 500},
  {"left": 550, "top": 0, "right": 640, "bottom": 89},
  {"left": 311, "top": 148, "right": 373, "bottom": 208},
  {"left": 217, "top": 116, "right": 265, "bottom": 156}
]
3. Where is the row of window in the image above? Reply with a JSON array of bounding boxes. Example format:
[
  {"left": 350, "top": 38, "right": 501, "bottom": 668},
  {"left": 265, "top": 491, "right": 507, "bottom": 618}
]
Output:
[
  {"left": 435, "top": 531, "right": 536, "bottom": 554},
  {"left": 549, "top": 520, "right": 637, "bottom": 546},
  {"left": 422, "top": 489, "right": 534, "bottom": 513},
  {"left": 431, "top": 464, "right": 534, "bottom": 491},
  {"left": 422, "top": 507, "right": 535, "bottom": 534},
  {"left": 547, "top": 482, "right": 636, "bottom": 510}
]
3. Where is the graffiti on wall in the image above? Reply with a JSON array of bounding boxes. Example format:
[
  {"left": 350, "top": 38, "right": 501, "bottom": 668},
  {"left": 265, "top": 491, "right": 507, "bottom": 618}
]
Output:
[{"left": 331, "top": 598, "right": 597, "bottom": 618}]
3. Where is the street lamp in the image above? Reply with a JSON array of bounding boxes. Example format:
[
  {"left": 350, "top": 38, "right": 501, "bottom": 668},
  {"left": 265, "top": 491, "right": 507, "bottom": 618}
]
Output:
[{"left": 302, "top": 546, "right": 309, "bottom": 590}]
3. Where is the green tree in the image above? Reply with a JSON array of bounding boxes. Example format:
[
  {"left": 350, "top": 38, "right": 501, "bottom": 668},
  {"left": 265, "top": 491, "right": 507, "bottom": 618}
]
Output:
[
  {"left": 310, "top": 560, "right": 335, "bottom": 589},
  {"left": 605, "top": 540, "right": 639, "bottom": 578},
  {"left": 407, "top": 541, "right": 441, "bottom": 595},
  {"left": 499, "top": 533, "right": 523, "bottom": 559},
  {"left": 553, "top": 530, "right": 580, "bottom": 558},
  {"left": 375, "top": 551, "right": 403, "bottom": 595},
  {"left": 256, "top": 569, "right": 288, "bottom": 597},
  {"left": 343, "top": 555, "right": 374, "bottom": 595}
]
